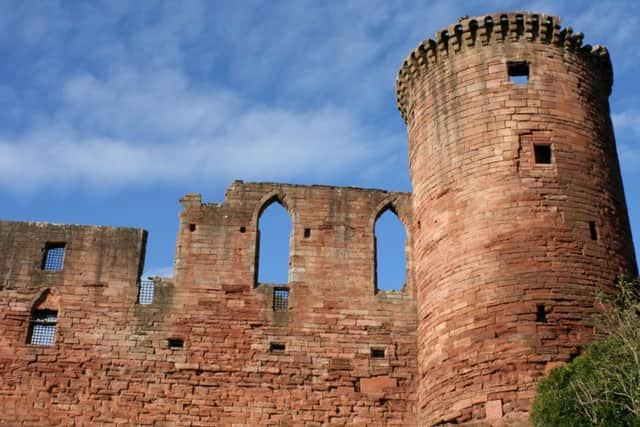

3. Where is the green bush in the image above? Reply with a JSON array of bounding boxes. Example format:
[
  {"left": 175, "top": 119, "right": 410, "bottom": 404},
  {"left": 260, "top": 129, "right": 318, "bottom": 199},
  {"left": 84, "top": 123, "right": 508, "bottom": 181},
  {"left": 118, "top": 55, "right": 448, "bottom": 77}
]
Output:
[{"left": 531, "top": 277, "right": 640, "bottom": 427}]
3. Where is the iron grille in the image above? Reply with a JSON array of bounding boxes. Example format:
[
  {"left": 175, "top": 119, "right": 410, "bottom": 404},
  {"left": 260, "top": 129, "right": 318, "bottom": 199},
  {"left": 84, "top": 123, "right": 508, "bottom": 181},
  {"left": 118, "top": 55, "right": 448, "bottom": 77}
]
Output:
[
  {"left": 42, "top": 244, "right": 65, "bottom": 271},
  {"left": 273, "top": 288, "right": 289, "bottom": 311},
  {"left": 138, "top": 280, "right": 155, "bottom": 304},
  {"left": 29, "top": 310, "right": 57, "bottom": 346}
]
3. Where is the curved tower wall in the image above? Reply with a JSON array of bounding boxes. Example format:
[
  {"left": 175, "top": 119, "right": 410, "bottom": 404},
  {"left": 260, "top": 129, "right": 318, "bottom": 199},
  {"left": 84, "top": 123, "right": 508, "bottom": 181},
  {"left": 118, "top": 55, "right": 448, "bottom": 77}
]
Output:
[{"left": 397, "top": 12, "right": 637, "bottom": 425}]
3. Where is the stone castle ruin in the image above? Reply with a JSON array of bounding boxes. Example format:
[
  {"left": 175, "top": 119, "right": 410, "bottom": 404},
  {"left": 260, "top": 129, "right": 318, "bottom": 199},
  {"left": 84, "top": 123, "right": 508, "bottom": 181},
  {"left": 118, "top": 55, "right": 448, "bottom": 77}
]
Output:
[{"left": 0, "top": 12, "right": 637, "bottom": 426}]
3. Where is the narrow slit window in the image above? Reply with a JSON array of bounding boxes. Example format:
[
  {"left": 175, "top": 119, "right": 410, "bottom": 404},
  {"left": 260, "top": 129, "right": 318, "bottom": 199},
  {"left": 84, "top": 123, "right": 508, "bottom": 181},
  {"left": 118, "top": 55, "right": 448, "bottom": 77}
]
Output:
[
  {"left": 371, "top": 348, "right": 385, "bottom": 358},
  {"left": 28, "top": 309, "right": 58, "bottom": 346},
  {"left": 138, "top": 279, "right": 155, "bottom": 305},
  {"left": 536, "top": 304, "right": 547, "bottom": 323},
  {"left": 508, "top": 61, "right": 529, "bottom": 84},
  {"left": 42, "top": 243, "right": 65, "bottom": 271},
  {"left": 167, "top": 338, "right": 184, "bottom": 349},
  {"left": 273, "top": 288, "right": 289, "bottom": 311},
  {"left": 589, "top": 221, "right": 598, "bottom": 240},
  {"left": 270, "top": 342, "right": 285, "bottom": 353},
  {"left": 534, "top": 144, "right": 552, "bottom": 164}
]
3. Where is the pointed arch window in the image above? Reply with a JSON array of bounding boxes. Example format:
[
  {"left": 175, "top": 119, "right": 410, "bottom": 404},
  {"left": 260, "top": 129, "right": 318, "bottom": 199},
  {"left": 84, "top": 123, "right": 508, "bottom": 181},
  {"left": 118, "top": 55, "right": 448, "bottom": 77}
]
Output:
[
  {"left": 256, "top": 198, "right": 292, "bottom": 285},
  {"left": 374, "top": 208, "right": 407, "bottom": 292}
]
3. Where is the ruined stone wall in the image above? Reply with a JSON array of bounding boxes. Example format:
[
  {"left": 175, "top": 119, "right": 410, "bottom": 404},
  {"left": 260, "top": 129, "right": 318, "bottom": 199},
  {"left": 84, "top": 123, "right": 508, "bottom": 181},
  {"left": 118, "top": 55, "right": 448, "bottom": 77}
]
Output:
[
  {"left": 397, "top": 12, "right": 638, "bottom": 426},
  {"left": 0, "top": 182, "right": 418, "bottom": 425}
]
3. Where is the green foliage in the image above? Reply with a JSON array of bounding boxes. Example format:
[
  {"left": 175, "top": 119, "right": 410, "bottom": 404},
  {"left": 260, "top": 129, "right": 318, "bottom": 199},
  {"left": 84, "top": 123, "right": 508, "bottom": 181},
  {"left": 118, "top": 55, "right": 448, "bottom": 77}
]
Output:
[{"left": 531, "top": 276, "right": 640, "bottom": 427}]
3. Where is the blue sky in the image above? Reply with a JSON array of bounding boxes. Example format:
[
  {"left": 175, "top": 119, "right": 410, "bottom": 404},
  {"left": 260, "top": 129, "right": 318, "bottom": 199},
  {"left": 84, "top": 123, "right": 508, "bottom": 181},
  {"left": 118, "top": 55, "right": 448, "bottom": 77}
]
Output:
[{"left": 1, "top": 1, "right": 638, "bottom": 286}]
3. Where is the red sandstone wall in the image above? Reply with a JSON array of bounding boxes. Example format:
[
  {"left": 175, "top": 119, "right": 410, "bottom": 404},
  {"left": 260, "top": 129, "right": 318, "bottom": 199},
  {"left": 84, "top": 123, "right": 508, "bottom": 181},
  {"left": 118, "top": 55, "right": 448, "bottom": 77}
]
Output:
[
  {"left": 397, "top": 12, "right": 638, "bottom": 426},
  {"left": 0, "top": 182, "right": 418, "bottom": 425}
]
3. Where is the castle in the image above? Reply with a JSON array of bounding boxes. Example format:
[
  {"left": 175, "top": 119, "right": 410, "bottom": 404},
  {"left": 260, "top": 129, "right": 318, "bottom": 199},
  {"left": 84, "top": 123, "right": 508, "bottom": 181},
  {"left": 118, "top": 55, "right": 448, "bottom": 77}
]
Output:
[{"left": 0, "top": 12, "right": 637, "bottom": 426}]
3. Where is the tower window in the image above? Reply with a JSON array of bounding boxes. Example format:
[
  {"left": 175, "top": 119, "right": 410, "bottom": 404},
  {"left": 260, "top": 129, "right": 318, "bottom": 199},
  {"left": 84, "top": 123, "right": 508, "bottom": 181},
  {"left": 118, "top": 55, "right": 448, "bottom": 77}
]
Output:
[
  {"left": 589, "top": 221, "right": 598, "bottom": 241},
  {"left": 304, "top": 228, "right": 311, "bottom": 238},
  {"left": 534, "top": 144, "right": 552, "bottom": 164},
  {"left": 42, "top": 243, "right": 65, "bottom": 271},
  {"left": 508, "top": 61, "right": 529, "bottom": 84},
  {"left": 536, "top": 304, "right": 547, "bottom": 323},
  {"left": 273, "top": 288, "right": 289, "bottom": 311},
  {"left": 28, "top": 309, "right": 58, "bottom": 346}
]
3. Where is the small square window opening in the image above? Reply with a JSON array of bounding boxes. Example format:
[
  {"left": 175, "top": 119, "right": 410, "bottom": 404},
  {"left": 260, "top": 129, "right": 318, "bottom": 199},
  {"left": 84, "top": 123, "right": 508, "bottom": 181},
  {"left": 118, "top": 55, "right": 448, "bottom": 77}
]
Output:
[
  {"left": 28, "top": 309, "right": 58, "bottom": 345},
  {"left": 189, "top": 223, "right": 196, "bottom": 232},
  {"left": 371, "top": 348, "right": 386, "bottom": 358},
  {"left": 269, "top": 342, "right": 285, "bottom": 353},
  {"left": 42, "top": 243, "right": 65, "bottom": 271},
  {"left": 507, "top": 61, "right": 529, "bottom": 85},
  {"left": 508, "top": 61, "right": 529, "bottom": 84},
  {"left": 167, "top": 338, "right": 184, "bottom": 349},
  {"left": 273, "top": 288, "right": 289, "bottom": 311},
  {"left": 534, "top": 144, "right": 552, "bottom": 164}
]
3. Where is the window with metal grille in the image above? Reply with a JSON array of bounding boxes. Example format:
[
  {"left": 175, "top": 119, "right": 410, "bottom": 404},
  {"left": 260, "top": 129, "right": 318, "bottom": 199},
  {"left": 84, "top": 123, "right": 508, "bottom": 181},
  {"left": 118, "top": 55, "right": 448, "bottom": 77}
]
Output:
[
  {"left": 138, "top": 279, "right": 155, "bottom": 304},
  {"left": 28, "top": 310, "right": 58, "bottom": 346},
  {"left": 273, "top": 288, "right": 289, "bottom": 311},
  {"left": 42, "top": 243, "right": 65, "bottom": 271}
]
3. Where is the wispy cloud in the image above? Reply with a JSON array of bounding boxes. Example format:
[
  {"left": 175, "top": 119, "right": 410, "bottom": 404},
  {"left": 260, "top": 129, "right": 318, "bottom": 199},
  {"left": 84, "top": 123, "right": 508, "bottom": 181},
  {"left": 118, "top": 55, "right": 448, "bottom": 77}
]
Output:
[{"left": 0, "top": 0, "right": 637, "bottom": 195}]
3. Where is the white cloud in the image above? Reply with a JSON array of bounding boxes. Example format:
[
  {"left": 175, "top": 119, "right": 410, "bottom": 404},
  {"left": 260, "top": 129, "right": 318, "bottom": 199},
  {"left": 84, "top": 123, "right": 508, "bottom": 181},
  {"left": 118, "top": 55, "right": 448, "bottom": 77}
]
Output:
[
  {"left": 0, "top": 0, "right": 637, "bottom": 195},
  {"left": 0, "top": 78, "right": 387, "bottom": 193}
]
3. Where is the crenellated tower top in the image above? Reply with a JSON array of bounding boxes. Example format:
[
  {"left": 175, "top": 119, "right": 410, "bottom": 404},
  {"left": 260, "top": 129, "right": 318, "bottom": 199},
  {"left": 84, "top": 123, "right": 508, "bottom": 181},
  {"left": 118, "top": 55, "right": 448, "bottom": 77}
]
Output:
[{"left": 395, "top": 11, "right": 612, "bottom": 123}]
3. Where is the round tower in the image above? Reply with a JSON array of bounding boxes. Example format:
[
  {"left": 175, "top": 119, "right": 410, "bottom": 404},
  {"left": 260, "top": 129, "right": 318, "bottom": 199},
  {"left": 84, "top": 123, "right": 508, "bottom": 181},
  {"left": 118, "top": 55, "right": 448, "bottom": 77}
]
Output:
[{"left": 397, "top": 12, "right": 637, "bottom": 425}]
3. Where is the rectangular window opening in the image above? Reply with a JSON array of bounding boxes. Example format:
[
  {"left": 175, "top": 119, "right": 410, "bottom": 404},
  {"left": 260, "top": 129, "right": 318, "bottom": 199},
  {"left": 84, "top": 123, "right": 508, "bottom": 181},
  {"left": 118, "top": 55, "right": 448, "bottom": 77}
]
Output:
[
  {"left": 167, "top": 338, "right": 184, "bottom": 349},
  {"left": 370, "top": 348, "right": 386, "bottom": 359},
  {"left": 273, "top": 288, "right": 289, "bottom": 312},
  {"left": 42, "top": 243, "right": 65, "bottom": 271},
  {"left": 589, "top": 221, "right": 598, "bottom": 241},
  {"left": 189, "top": 223, "right": 196, "bottom": 232},
  {"left": 534, "top": 144, "right": 552, "bottom": 164},
  {"left": 269, "top": 342, "right": 285, "bottom": 353},
  {"left": 304, "top": 228, "right": 311, "bottom": 238},
  {"left": 536, "top": 304, "right": 547, "bottom": 323},
  {"left": 508, "top": 61, "right": 529, "bottom": 84},
  {"left": 28, "top": 309, "right": 58, "bottom": 346},
  {"left": 138, "top": 279, "right": 155, "bottom": 305}
]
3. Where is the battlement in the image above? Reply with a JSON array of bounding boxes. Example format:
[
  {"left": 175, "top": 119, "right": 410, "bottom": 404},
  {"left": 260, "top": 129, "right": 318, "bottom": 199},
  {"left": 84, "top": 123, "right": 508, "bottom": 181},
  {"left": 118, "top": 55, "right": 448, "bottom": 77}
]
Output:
[{"left": 396, "top": 11, "right": 612, "bottom": 123}]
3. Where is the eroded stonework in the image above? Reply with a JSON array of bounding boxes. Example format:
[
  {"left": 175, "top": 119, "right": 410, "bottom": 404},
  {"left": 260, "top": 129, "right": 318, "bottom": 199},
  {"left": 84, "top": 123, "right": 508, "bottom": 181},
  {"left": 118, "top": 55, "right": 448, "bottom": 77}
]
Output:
[{"left": 0, "top": 11, "right": 637, "bottom": 427}]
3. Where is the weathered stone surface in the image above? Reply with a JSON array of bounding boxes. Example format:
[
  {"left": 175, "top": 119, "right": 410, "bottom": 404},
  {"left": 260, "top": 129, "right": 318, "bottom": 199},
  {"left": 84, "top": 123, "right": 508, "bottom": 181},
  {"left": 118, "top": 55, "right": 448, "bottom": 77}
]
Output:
[
  {"left": 0, "top": 184, "right": 417, "bottom": 425},
  {"left": 401, "top": 11, "right": 637, "bottom": 427}
]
